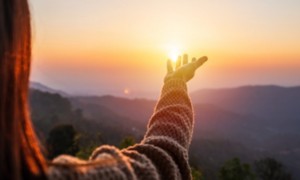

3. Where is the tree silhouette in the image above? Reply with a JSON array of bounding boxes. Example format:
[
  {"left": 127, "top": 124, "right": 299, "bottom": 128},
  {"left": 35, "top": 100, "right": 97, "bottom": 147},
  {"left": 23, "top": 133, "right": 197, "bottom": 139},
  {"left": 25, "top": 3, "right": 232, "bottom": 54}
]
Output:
[
  {"left": 191, "top": 166, "right": 204, "bottom": 180},
  {"left": 76, "top": 145, "right": 98, "bottom": 160},
  {"left": 75, "top": 132, "right": 104, "bottom": 160},
  {"left": 254, "top": 157, "right": 292, "bottom": 180},
  {"left": 219, "top": 157, "right": 255, "bottom": 180},
  {"left": 119, "top": 136, "right": 136, "bottom": 149},
  {"left": 46, "top": 124, "right": 79, "bottom": 159}
]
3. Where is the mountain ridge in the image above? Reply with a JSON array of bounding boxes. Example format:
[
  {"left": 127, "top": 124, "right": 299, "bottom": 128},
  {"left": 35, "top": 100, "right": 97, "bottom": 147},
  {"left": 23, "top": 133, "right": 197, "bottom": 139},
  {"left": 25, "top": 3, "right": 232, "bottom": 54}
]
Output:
[{"left": 29, "top": 82, "right": 300, "bottom": 179}]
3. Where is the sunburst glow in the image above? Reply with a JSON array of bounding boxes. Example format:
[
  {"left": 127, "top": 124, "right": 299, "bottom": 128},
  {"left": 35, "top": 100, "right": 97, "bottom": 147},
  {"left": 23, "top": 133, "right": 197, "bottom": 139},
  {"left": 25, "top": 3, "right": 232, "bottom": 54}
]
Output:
[{"left": 167, "top": 44, "right": 182, "bottom": 62}]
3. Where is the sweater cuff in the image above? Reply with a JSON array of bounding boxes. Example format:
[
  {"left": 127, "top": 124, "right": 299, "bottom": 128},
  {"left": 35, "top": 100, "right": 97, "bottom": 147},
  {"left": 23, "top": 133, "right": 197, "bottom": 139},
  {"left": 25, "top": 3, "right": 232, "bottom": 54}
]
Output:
[{"left": 163, "top": 78, "right": 187, "bottom": 92}]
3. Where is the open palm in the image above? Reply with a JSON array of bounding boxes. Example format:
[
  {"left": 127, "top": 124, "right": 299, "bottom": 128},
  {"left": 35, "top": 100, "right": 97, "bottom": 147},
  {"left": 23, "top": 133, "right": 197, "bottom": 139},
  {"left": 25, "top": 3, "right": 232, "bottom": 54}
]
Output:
[{"left": 164, "top": 54, "right": 208, "bottom": 83}]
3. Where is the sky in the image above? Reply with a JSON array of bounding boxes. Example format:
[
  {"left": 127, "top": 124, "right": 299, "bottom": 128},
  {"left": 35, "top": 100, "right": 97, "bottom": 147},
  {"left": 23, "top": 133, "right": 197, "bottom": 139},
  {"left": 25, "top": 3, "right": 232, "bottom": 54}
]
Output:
[{"left": 29, "top": 0, "right": 300, "bottom": 98}]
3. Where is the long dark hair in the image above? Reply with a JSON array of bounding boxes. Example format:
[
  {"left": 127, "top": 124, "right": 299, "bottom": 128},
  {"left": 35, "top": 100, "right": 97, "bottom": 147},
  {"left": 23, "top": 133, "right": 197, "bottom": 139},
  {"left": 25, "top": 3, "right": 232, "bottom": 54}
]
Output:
[{"left": 0, "top": 0, "right": 47, "bottom": 179}]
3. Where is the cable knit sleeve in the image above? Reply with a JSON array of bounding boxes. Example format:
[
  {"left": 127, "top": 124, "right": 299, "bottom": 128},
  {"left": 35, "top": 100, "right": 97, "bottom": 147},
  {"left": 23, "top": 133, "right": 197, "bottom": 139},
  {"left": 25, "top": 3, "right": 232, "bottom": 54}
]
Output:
[
  {"left": 48, "top": 78, "right": 194, "bottom": 180},
  {"left": 131, "top": 78, "right": 193, "bottom": 180}
]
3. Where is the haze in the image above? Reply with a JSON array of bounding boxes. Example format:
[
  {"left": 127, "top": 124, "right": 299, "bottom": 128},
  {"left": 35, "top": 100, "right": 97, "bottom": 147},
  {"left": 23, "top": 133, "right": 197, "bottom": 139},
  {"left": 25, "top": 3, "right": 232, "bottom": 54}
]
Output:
[{"left": 29, "top": 0, "right": 300, "bottom": 98}]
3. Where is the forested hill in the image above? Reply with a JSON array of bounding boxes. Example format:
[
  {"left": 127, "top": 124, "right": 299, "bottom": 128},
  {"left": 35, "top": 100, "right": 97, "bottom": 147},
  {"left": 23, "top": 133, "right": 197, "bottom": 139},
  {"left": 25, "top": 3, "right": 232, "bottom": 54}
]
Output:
[
  {"left": 29, "top": 83, "right": 300, "bottom": 179},
  {"left": 29, "top": 89, "right": 144, "bottom": 146}
]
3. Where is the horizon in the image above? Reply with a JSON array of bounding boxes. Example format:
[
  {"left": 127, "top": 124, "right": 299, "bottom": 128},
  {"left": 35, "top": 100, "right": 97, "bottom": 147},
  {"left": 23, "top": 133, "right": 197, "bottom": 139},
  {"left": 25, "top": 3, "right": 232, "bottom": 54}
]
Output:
[
  {"left": 30, "top": 80, "right": 300, "bottom": 99},
  {"left": 29, "top": 0, "right": 300, "bottom": 98}
]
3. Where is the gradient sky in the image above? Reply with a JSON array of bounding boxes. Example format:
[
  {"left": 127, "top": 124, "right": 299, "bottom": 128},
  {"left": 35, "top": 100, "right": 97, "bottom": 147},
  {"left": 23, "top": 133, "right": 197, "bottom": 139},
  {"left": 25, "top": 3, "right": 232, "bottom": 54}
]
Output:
[{"left": 29, "top": 0, "right": 300, "bottom": 98}]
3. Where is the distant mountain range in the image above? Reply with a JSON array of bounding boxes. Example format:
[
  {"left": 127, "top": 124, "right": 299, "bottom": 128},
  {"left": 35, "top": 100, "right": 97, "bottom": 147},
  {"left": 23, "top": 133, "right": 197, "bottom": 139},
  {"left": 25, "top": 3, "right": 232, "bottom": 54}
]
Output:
[
  {"left": 191, "top": 85, "right": 300, "bottom": 120},
  {"left": 29, "top": 82, "right": 300, "bottom": 179},
  {"left": 30, "top": 82, "right": 69, "bottom": 97}
]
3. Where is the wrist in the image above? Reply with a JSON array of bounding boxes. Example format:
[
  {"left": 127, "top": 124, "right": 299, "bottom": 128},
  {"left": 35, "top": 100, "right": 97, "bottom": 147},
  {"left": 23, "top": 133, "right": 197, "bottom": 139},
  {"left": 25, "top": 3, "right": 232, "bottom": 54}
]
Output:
[
  {"left": 163, "top": 77, "right": 187, "bottom": 89},
  {"left": 164, "top": 74, "right": 186, "bottom": 84}
]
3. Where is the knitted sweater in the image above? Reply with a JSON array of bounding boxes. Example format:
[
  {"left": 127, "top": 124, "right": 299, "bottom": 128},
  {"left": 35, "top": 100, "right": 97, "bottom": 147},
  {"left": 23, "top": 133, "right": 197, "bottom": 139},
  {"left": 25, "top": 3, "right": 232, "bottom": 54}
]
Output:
[{"left": 48, "top": 78, "right": 194, "bottom": 180}]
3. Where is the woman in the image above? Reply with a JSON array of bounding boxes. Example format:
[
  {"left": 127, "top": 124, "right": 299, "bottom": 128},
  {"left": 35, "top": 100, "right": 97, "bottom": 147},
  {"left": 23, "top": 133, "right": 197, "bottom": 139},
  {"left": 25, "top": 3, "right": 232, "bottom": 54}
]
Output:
[{"left": 0, "top": 0, "right": 207, "bottom": 179}]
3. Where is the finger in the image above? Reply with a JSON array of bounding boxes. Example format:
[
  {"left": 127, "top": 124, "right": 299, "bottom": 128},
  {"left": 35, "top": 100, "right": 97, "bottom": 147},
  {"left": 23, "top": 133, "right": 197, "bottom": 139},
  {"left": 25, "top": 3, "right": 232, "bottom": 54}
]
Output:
[
  {"left": 176, "top": 56, "right": 181, "bottom": 70},
  {"left": 183, "top": 54, "right": 188, "bottom": 65},
  {"left": 192, "top": 57, "right": 196, "bottom": 62},
  {"left": 167, "top": 59, "right": 173, "bottom": 73},
  {"left": 194, "top": 56, "right": 208, "bottom": 69}
]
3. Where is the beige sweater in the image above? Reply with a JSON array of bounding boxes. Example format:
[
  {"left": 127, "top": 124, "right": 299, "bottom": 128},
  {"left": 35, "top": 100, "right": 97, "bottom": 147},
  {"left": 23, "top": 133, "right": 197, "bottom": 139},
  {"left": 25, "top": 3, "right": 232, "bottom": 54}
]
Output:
[{"left": 48, "top": 78, "right": 194, "bottom": 180}]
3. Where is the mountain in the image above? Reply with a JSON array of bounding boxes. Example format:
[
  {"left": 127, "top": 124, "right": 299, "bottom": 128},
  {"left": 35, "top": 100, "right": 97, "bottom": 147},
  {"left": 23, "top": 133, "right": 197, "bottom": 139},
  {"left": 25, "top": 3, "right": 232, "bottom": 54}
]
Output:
[
  {"left": 71, "top": 86, "right": 300, "bottom": 143},
  {"left": 70, "top": 85, "right": 300, "bottom": 179},
  {"left": 29, "top": 84, "right": 300, "bottom": 179},
  {"left": 190, "top": 85, "right": 300, "bottom": 178},
  {"left": 191, "top": 85, "right": 300, "bottom": 120},
  {"left": 70, "top": 95, "right": 156, "bottom": 128},
  {"left": 29, "top": 89, "right": 144, "bottom": 146},
  {"left": 30, "top": 82, "right": 69, "bottom": 97}
]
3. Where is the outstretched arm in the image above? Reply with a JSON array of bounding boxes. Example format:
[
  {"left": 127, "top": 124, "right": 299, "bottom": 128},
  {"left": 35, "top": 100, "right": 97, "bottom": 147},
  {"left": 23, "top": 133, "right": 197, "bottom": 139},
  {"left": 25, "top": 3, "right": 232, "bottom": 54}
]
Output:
[
  {"left": 145, "top": 54, "right": 207, "bottom": 148},
  {"left": 145, "top": 54, "right": 208, "bottom": 148},
  {"left": 126, "top": 54, "right": 208, "bottom": 179}
]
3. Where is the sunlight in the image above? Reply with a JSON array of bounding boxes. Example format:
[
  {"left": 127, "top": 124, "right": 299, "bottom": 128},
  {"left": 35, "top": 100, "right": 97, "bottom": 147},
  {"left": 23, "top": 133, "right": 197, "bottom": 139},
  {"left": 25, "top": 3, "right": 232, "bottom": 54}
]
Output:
[{"left": 167, "top": 44, "right": 182, "bottom": 62}]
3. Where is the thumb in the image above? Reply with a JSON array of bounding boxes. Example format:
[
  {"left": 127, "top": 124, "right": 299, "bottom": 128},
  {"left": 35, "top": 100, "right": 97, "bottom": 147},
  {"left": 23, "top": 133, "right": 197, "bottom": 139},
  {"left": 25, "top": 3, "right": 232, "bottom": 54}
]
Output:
[{"left": 194, "top": 56, "right": 208, "bottom": 69}]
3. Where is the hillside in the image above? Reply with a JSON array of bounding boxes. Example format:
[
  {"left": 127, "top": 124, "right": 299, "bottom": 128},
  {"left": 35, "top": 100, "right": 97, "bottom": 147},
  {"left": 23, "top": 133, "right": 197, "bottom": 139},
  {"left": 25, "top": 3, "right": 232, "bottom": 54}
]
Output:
[
  {"left": 70, "top": 95, "right": 156, "bottom": 128},
  {"left": 30, "top": 81, "right": 69, "bottom": 97},
  {"left": 191, "top": 85, "right": 300, "bottom": 120},
  {"left": 29, "top": 83, "right": 300, "bottom": 179},
  {"left": 71, "top": 85, "right": 300, "bottom": 178},
  {"left": 29, "top": 89, "right": 143, "bottom": 146}
]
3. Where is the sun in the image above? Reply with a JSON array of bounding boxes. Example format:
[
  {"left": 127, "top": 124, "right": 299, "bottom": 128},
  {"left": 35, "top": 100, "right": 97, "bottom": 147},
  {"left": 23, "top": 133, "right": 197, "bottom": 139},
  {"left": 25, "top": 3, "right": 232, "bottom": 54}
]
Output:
[{"left": 166, "top": 44, "right": 182, "bottom": 62}]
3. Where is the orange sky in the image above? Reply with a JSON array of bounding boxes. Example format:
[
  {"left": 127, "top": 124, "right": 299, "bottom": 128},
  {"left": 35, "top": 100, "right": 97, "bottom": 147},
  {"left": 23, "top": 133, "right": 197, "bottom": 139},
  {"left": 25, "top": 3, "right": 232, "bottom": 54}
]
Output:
[{"left": 29, "top": 0, "right": 300, "bottom": 98}]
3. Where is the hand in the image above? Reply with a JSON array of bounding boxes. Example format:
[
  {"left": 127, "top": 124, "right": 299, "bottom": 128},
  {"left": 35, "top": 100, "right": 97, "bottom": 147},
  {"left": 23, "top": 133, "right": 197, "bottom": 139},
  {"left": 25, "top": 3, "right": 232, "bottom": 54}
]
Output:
[{"left": 164, "top": 54, "right": 208, "bottom": 83}]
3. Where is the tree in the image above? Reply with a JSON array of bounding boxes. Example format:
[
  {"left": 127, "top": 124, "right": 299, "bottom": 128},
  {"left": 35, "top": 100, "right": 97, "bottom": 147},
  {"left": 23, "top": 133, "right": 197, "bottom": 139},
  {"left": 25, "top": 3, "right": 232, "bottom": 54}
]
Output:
[
  {"left": 119, "top": 136, "right": 136, "bottom": 149},
  {"left": 219, "top": 157, "right": 256, "bottom": 180},
  {"left": 191, "top": 166, "right": 205, "bottom": 180},
  {"left": 75, "top": 132, "right": 104, "bottom": 160},
  {"left": 76, "top": 145, "right": 98, "bottom": 160},
  {"left": 254, "top": 157, "right": 292, "bottom": 180},
  {"left": 46, "top": 124, "right": 79, "bottom": 159}
]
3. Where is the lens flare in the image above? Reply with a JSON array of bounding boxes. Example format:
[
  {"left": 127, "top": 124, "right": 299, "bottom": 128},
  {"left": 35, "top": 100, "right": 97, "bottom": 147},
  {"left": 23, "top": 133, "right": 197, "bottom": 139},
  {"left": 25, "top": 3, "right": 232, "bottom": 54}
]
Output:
[{"left": 123, "top": 88, "right": 130, "bottom": 95}]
